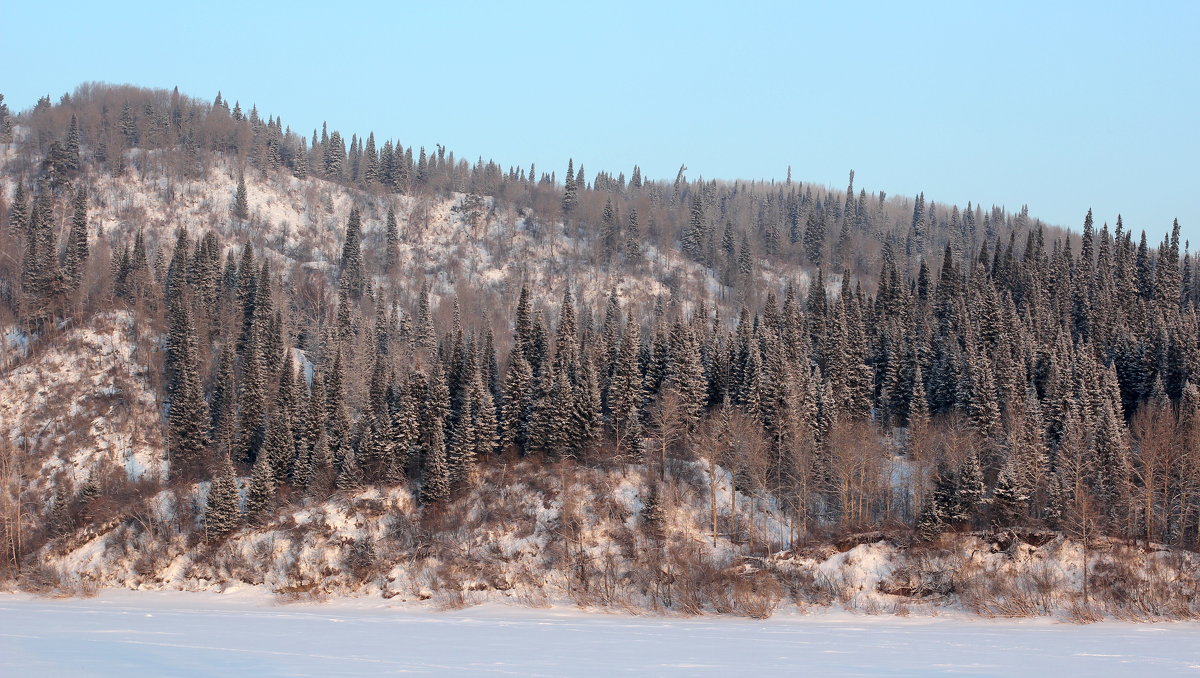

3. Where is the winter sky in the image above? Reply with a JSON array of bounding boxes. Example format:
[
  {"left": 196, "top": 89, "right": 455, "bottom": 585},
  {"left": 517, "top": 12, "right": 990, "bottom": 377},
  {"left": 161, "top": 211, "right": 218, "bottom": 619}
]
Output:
[{"left": 4, "top": 0, "right": 1197, "bottom": 244}]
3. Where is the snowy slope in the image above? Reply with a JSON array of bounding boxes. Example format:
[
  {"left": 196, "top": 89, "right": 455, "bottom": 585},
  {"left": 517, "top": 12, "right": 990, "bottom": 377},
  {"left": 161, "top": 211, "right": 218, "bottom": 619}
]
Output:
[{"left": 0, "top": 311, "right": 164, "bottom": 492}]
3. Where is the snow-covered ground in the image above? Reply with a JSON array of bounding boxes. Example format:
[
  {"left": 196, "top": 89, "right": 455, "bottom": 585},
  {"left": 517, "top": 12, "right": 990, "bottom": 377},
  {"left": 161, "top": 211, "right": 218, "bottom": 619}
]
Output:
[{"left": 2, "top": 591, "right": 1198, "bottom": 677}]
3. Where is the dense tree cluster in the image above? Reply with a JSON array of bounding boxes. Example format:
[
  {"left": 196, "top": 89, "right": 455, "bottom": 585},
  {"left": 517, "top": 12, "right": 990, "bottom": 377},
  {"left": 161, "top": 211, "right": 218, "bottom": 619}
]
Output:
[{"left": 2, "top": 86, "right": 1199, "bottom": 557}]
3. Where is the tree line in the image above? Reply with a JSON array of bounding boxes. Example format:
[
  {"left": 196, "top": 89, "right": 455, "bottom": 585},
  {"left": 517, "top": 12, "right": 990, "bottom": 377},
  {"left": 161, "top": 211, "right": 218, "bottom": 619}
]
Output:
[{"left": 1, "top": 86, "right": 1198, "bottom": 561}]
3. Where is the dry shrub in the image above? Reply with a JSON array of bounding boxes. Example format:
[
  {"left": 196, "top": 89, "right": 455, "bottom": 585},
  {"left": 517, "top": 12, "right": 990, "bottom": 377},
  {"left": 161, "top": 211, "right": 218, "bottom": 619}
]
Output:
[
  {"left": 342, "top": 536, "right": 379, "bottom": 583},
  {"left": 954, "top": 562, "right": 1044, "bottom": 618},
  {"left": 856, "top": 597, "right": 885, "bottom": 615},
  {"left": 433, "top": 586, "right": 469, "bottom": 610},
  {"left": 731, "top": 571, "right": 782, "bottom": 619},
  {"left": 274, "top": 578, "right": 328, "bottom": 604},
  {"left": 1065, "top": 599, "right": 1104, "bottom": 624},
  {"left": 17, "top": 562, "right": 98, "bottom": 598},
  {"left": 429, "top": 561, "right": 477, "bottom": 610},
  {"left": 1086, "top": 547, "right": 1200, "bottom": 620},
  {"left": 779, "top": 567, "right": 839, "bottom": 607},
  {"left": 18, "top": 562, "right": 68, "bottom": 596}
]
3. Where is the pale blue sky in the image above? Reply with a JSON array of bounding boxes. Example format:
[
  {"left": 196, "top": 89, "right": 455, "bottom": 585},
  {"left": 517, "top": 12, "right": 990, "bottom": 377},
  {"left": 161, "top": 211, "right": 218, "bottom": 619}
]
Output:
[{"left": 3, "top": 1, "right": 1197, "bottom": 245}]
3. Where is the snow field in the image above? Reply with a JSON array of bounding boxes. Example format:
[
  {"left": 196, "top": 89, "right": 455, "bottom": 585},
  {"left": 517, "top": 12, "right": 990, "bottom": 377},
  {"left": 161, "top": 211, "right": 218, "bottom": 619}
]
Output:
[{"left": 2, "top": 589, "right": 1199, "bottom": 677}]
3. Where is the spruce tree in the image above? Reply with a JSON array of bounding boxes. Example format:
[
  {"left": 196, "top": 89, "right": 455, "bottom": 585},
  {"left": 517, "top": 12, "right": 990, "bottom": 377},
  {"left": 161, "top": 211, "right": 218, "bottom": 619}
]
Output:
[
  {"left": 166, "top": 300, "right": 210, "bottom": 481},
  {"left": 991, "top": 457, "right": 1028, "bottom": 527},
  {"left": 663, "top": 321, "right": 707, "bottom": 430},
  {"left": 420, "top": 424, "right": 450, "bottom": 504},
  {"left": 243, "top": 452, "right": 275, "bottom": 525},
  {"left": 237, "top": 329, "right": 268, "bottom": 465},
  {"left": 609, "top": 312, "right": 645, "bottom": 457},
  {"left": 500, "top": 349, "right": 534, "bottom": 452},
  {"left": 337, "top": 445, "right": 364, "bottom": 491},
  {"left": 233, "top": 173, "right": 249, "bottom": 221},
  {"left": 210, "top": 343, "right": 237, "bottom": 459},
  {"left": 561, "top": 158, "right": 578, "bottom": 218},
  {"left": 63, "top": 186, "right": 89, "bottom": 291},
  {"left": 340, "top": 206, "right": 367, "bottom": 298},
  {"left": 954, "top": 450, "right": 986, "bottom": 527},
  {"left": 625, "top": 208, "right": 642, "bottom": 260},
  {"left": 385, "top": 205, "right": 400, "bottom": 269},
  {"left": 205, "top": 454, "right": 241, "bottom": 540}
]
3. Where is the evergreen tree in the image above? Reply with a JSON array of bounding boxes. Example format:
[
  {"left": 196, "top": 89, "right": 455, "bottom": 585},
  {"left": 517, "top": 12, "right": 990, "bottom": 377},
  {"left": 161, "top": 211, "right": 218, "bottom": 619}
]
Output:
[
  {"left": 243, "top": 452, "right": 275, "bottom": 525},
  {"left": 991, "top": 456, "right": 1028, "bottom": 527},
  {"left": 204, "top": 454, "right": 241, "bottom": 540},
  {"left": 166, "top": 300, "right": 210, "bottom": 480},
  {"left": 232, "top": 173, "right": 249, "bottom": 221},
  {"left": 663, "top": 321, "right": 707, "bottom": 430},
  {"left": 337, "top": 445, "right": 364, "bottom": 491},
  {"left": 7, "top": 181, "right": 28, "bottom": 236},
  {"left": 609, "top": 312, "right": 645, "bottom": 457},
  {"left": 385, "top": 205, "right": 400, "bottom": 269},
  {"left": 561, "top": 158, "right": 578, "bottom": 218},
  {"left": 500, "top": 349, "right": 534, "bottom": 452},
  {"left": 954, "top": 450, "right": 986, "bottom": 527},
  {"left": 63, "top": 186, "right": 89, "bottom": 291},
  {"left": 236, "top": 329, "right": 268, "bottom": 465},
  {"left": 917, "top": 463, "right": 957, "bottom": 540},
  {"left": 210, "top": 343, "right": 238, "bottom": 460},
  {"left": 625, "top": 208, "right": 642, "bottom": 260},
  {"left": 681, "top": 194, "right": 705, "bottom": 261},
  {"left": 0, "top": 93, "right": 11, "bottom": 141},
  {"left": 803, "top": 202, "right": 825, "bottom": 266},
  {"left": 420, "top": 424, "right": 450, "bottom": 504}
]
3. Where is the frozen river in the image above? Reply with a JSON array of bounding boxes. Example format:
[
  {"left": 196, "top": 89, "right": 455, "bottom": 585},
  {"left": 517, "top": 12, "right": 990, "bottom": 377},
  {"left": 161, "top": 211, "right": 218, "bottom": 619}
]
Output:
[{"left": 2, "top": 590, "right": 1199, "bottom": 676}]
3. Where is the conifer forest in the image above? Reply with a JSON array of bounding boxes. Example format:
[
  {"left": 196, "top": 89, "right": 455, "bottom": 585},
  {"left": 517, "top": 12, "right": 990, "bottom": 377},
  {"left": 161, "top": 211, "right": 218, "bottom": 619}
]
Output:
[{"left": 2, "top": 85, "right": 1199, "bottom": 619}]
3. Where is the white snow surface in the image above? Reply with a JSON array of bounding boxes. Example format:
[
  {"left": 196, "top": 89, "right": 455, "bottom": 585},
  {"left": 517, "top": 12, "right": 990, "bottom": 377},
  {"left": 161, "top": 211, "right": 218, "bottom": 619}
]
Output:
[{"left": 1, "top": 589, "right": 1198, "bottom": 677}]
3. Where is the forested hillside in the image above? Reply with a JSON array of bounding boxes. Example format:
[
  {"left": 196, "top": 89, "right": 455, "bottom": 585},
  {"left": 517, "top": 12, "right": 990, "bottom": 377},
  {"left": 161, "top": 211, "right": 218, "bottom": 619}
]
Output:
[{"left": 1, "top": 85, "right": 1198, "bottom": 618}]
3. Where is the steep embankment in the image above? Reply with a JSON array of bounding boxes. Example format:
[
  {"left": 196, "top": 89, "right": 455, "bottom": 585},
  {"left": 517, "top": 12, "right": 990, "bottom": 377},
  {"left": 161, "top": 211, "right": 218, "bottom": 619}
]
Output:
[{"left": 25, "top": 452, "right": 1200, "bottom": 622}]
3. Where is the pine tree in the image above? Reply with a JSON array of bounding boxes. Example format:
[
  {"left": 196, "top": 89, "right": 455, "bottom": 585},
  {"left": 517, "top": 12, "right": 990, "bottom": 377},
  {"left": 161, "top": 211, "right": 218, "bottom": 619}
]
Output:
[
  {"left": 63, "top": 114, "right": 81, "bottom": 171},
  {"left": 337, "top": 445, "right": 364, "bottom": 491},
  {"left": 204, "top": 454, "right": 241, "bottom": 540},
  {"left": 470, "top": 365, "right": 499, "bottom": 458},
  {"left": 210, "top": 342, "right": 237, "bottom": 459},
  {"left": 233, "top": 173, "right": 249, "bottom": 221},
  {"left": 0, "top": 93, "right": 11, "bottom": 142},
  {"left": 385, "top": 205, "right": 400, "bottom": 269},
  {"left": 561, "top": 158, "right": 578, "bottom": 218},
  {"left": 340, "top": 206, "right": 367, "bottom": 298},
  {"left": 420, "top": 423, "right": 450, "bottom": 504},
  {"left": 803, "top": 202, "right": 825, "bottom": 266},
  {"left": 21, "top": 186, "right": 61, "bottom": 309},
  {"left": 294, "top": 137, "right": 309, "bottom": 178},
  {"left": 681, "top": 194, "right": 705, "bottom": 261},
  {"left": 236, "top": 329, "right": 268, "bottom": 465},
  {"left": 243, "top": 452, "right": 275, "bottom": 525},
  {"left": 609, "top": 312, "right": 645, "bottom": 458},
  {"left": 308, "top": 428, "right": 334, "bottom": 495},
  {"left": 625, "top": 208, "right": 642, "bottom": 260},
  {"left": 262, "top": 412, "right": 296, "bottom": 486},
  {"left": 954, "top": 450, "right": 986, "bottom": 527},
  {"left": 63, "top": 186, "right": 89, "bottom": 291},
  {"left": 166, "top": 300, "right": 210, "bottom": 481},
  {"left": 7, "top": 181, "right": 28, "bottom": 236},
  {"left": 446, "top": 398, "right": 476, "bottom": 490},
  {"left": 663, "top": 320, "right": 707, "bottom": 430},
  {"left": 500, "top": 349, "right": 534, "bottom": 452},
  {"left": 917, "top": 463, "right": 957, "bottom": 540},
  {"left": 991, "top": 456, "right": 1028, "bottom": 527}
]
